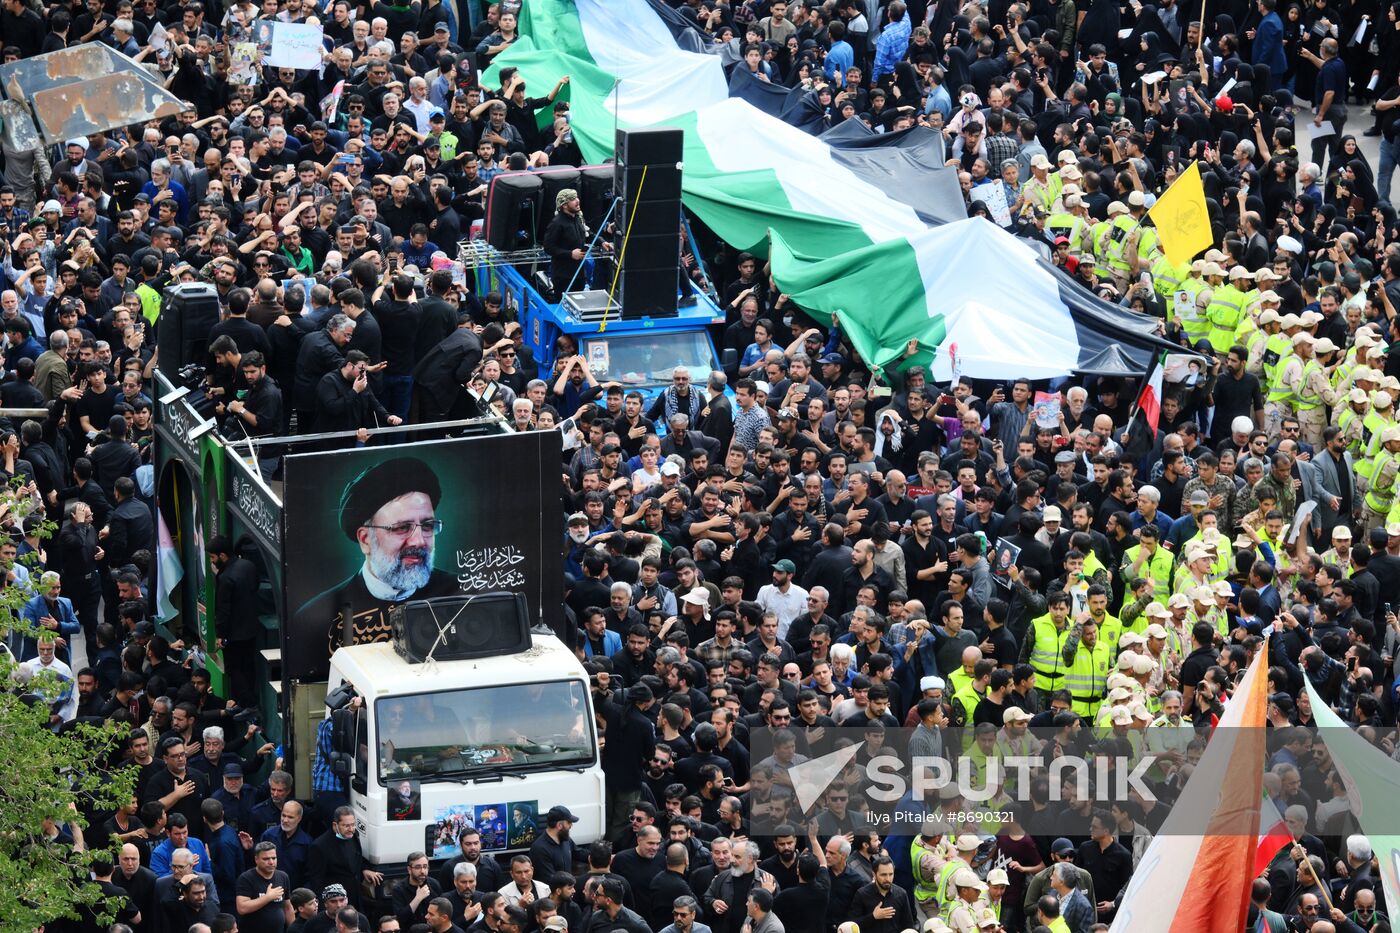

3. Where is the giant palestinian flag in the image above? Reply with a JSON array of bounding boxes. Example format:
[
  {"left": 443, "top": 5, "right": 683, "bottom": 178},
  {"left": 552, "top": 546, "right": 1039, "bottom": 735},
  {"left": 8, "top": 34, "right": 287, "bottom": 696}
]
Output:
[{"left": 488, "top": 0, "right": 1175, "bottom": 378}]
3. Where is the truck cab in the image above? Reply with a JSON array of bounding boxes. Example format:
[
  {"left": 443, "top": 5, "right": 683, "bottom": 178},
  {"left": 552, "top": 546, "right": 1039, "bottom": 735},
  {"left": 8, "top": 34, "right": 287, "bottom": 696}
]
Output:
[{"left": 323, "top": 632, "right": 604, "bottom": 874}]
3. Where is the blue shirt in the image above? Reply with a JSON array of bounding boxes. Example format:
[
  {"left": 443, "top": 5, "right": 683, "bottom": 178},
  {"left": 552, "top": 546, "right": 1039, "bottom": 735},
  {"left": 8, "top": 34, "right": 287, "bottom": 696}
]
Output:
[
  {"left": 311, "top": 717, "right": 342, "bottom": 793},
  {"left": 151, "top": 835, "right": 212, "bottom": 876},
  {"left": 872, "top": 9, "right": 912, "bottom": 82},
  {"left": 824, "top": 40, "right": 854, "bottom": 83},
  {"left": 1315, "top": 57, "right": 1348, "bottom": 117}
]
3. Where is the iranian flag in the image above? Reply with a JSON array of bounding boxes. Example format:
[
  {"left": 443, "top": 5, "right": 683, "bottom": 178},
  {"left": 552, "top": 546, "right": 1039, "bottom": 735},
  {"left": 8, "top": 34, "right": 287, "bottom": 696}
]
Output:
[
  {"left": 1307, "top": 680, "right": 1400, "bottom": 919},
  {"left": 485, "top": 0, "right": 1088, "bottom": 380},
  {"left": 1135, "top": 354, "right": 1165, "bottom": 434},
  {"left": 1110, "top": 642, "right": 1269, "bottom": 933},
  {"left": 1253, "top": 792, "right": 1291, "bottom": 878}
]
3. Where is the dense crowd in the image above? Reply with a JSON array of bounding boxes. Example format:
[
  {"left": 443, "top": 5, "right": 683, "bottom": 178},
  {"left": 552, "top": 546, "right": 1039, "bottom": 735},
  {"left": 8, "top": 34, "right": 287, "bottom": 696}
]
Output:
[{"left": 6, "top": 0, "right": 1400, "bottom": 932}]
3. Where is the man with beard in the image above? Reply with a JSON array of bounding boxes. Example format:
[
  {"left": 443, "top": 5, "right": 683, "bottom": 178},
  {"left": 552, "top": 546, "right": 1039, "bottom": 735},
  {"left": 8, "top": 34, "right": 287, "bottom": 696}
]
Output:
[
  {"left": 293, "top": 456, "right": 461, "bottom": 655},
  {"left": 529, "top": 806, "right": 579, "bottom": 877}
]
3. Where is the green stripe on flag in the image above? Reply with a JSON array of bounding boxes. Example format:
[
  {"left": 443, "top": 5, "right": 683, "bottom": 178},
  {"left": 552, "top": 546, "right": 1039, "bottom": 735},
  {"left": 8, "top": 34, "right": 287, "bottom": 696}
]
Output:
[
  {"left": 770, "top": 231, "right": 943, "bottom": 374},
  {"left": 518, "top": 0, "right": 594, "bottom": 62}
]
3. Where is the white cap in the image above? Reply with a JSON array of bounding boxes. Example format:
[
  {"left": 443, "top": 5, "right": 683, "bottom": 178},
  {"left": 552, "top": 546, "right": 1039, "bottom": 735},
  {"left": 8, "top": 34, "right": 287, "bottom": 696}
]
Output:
[
  {"left": 920, "top": 675, "right": 946, "bottom": 692},
  {"left": 1231, "top": 415, "right": 1254, "bottom": 434}
]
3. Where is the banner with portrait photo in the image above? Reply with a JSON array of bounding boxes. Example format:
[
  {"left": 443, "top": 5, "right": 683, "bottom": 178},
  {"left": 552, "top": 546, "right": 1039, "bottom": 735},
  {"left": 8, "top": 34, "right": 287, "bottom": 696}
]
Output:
[{"left": 281, "top": 431, "right": 564, "bottom": 682}]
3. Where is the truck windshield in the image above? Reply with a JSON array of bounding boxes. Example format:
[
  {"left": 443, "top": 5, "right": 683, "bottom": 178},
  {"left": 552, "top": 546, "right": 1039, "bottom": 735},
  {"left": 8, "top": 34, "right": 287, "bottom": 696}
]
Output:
[
  {"left": 583, "top": 331, "right": 713, "bottom": 388},
  {"left": 376, "top": 680, "right": 593, "bottom": 781}
]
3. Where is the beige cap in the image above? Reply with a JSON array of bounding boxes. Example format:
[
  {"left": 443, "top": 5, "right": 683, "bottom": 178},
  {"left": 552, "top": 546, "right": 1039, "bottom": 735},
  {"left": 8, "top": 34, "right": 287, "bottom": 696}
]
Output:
[
  {"left": 1003, "top": 706, "right": 1033, "bottom": 724},
  {"left": 1350, "top": 388, "right": 1370, "bottom": 404},
  {"left": 1356, "top": 329, "right": 1380, "bottom": 347},
  {"left": 1106, "top": 672, "right": 1135, "bottom": 692},
  {"left": 1132, "top": 654, "right": 1156, "bottom": 674},
  {"left": 1192, "top": 585, "right": 1216, "bottom": 603},
  {"left": 1131, "top": 703, "right": 1154, "bottom": 721},
  {"left": 923, "top": 920, "right": 953, "bottom": 933},
  {"left": 1203, "top": 261, "right": 1226, "bottom": 277},
  {"left": 1145, "top": 603, "right": 1170, "bottom": 620},
  {"left": 1387, "top": 522, "right": 1400, "bottom": 536},
  {"left": 1300, "top": 310, "right": 1325, "bottom": 326},
  {"left": 1205, "top": 248, "right": 1227, "bottom": 262},
  {"left": 1381, "top": 425, "right": 1400, "bottom": 445},
  {"left": 1043, "top": 505, "right": 1063, "bottom": 522},
  {"left": 1333, "top": 525, "right": 1353, "bottom": 539},
  {"left": 1107, "top": 686, "right": 1134, "bottom": 702},
  {"left": 1191, "top": 259, "right": 1208, "bottom": 273},
  {"left": 1229, "top": 265, "right": 1254, "bottom": 280},
  {"left": 1031, "top": 153, "right": 1052, "bottom": 169},
  {"left": 1280, "top": 312, "right": 1303, "bottom": 328},
  {"left": 1128, "top": 190, "right": 1146, "bottom": 207},
  {"left": 1385, "top": 376, "right": 1400, "bottom": 392},
  {"left": 1168, "top": 593, "right": 1192, "bottom": 609},
  {"left": 1117, "top": 651, "right": 1140, "bottom": 671},
  {"left": 1064, "top": 193, "right": 1084, "bottom": 208},
  {"left": 1355, "top": 365, "right": 1376, "bottom": 381},
  {"left": 1110, "top": 706, "right": 1135, "bottom": 725},
  {"left": 1373, "top": 390, "right": 1394, "bottom": 409},
  {"left": 1257, "top": 294, "right": 1281, "bottom": 308},
  {"left": 1146, "top": 622, "right": 1171, "bottom": 639},
  {"left": 1061, "top": 166, "right": 1083, "bottom": 180},
  {"left": 1184, "top": 543, "right": 1209, "bottom": 561},
  {"left": 986, "top": 868, "right": 1011, "bottom": 886},
  {"left": 1255, "top": 268, "right": 1280, "bottom": 281},
  {"left": 1107, "top": 201, "right": 1129, "bottom": 216},
  {"left": 1058, "top": 149, "right": 1078, "bottom": 164},
  {"left": 954, "top": 835, "right": 982, "bottom": 853},
  {"left": 1313, "top": 337, "right": 1339, "bottom": 355},
  {"left": 1119, "top": 631, "right": 1148, "bottom": 648},
  {"left": 1292, "top": 331, "right": 1316, "bottom": 346},
  {"left": 1213, "top": 580, "right": 1234, "bottom": 596},
  {"left": 1202, "top": 527, "right": 1221, "bottom": 546},
  {"left": 977, "top": 910, "right": 1002, "bottom": 929}
]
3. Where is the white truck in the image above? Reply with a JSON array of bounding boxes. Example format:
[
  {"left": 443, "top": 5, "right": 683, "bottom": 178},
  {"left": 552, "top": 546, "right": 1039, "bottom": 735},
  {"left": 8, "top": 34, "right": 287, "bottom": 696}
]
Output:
[{"left": 321, "top": 630, "right": 605, "bottom": 875}]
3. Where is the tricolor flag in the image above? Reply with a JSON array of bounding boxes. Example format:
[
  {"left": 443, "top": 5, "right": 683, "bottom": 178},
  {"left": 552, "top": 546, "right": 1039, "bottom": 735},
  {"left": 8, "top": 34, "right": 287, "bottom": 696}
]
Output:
[
  {"left": 1253, "top": 791, "right": 1291, "bottom": 878},
  {"left": 483, "top": 0, "right": 1171, "bottom": 383},
  {"left": 1135, "top": 355, "right": 1166, "bottom": 434},
  {"left": 1110, "top": 642, "right": 1269, "bottom": 933},
  {"left": 1306, "top": 680, "right": 1400, "bottom": 921},
  {"left": 155, "top": 512, "right": 184, "bottom": 622}
]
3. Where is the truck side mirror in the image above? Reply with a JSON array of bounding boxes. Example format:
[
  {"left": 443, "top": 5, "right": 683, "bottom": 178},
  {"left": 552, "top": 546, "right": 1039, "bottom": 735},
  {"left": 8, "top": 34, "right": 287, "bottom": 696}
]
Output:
[
  {"left": 329, "top": 706, "right": 357, "bottom": 777},
  {"left": 721, "top": 348, "right": 738, "bottom": 370}
]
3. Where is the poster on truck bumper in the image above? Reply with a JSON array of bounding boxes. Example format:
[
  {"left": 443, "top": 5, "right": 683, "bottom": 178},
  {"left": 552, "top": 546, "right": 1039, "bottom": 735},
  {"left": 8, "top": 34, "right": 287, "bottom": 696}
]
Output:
[{"left": 281, "top": 431, "right": 562, "bottom": 682}]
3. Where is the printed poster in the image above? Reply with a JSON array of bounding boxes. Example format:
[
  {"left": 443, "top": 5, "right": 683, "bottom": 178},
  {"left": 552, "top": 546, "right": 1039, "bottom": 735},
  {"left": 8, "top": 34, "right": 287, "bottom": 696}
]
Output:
[
  {"left": 474, "top": 803, "right": 508, "bottom": 851},
  {"left": 430, "top": 804, "right": 475, "bottom": 859},
  {"left": 228, "top": 42, "right": 260, "bottom": 86},
  {"left": 970, "top": 183, "right": 1012, "bottom": 227},
  {"left": 508, "top": 801, "right": 539, "bottom": 848},
  {"left": 992, "top": 540, "right": 1021, "bottom": 588},
  {"left": 386, "top": 778, "right": 421, "bottom": 821},
  {"left": 261, "top": 21, "right": 325, "bottom": 69},
  {"left": 1033, "top": 391, "right": 1061, "bottom": 429}
]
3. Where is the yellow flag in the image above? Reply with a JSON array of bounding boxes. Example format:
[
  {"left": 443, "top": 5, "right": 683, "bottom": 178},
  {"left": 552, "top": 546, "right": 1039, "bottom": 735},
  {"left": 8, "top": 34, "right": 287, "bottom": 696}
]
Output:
[{"left": 1147, "top": 160, "right": 1214, "bottom": 267}]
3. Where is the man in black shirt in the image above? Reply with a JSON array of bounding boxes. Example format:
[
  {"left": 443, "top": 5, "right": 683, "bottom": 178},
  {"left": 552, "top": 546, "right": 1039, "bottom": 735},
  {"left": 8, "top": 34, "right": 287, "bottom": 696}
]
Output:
[
  {"left": 1209, "top": 346, "right": 1264, "bottom": 445},
  {"left": 236, "top": 842, "right": 295, "bottom": 933},
  {"left": 64, "top": 360, "right": 118, "bottom": 440}
]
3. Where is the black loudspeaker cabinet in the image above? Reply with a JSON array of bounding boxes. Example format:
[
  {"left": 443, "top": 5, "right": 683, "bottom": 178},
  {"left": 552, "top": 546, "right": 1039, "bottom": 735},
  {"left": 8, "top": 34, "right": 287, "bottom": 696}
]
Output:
[
  {"left": 389, "top": 590, "right": 532, "bottom": 663},
  {"left": 578, "top": 164, "right": 615, "bottom": 232},
  {"left": 614, "top": 127, "right": 684, "bottom": 319},
  {"left": 534, "top": 167, "right": 581, "bottom": 241},
  {"left": 157, "top": 282, "right": 221, "bottom": 379},
  {"left": 484, "top": 172, "right": 543, "bottom": 251}
]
